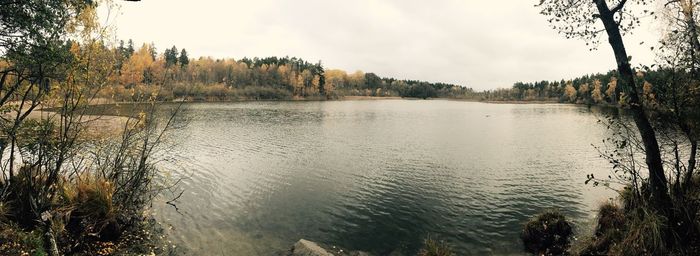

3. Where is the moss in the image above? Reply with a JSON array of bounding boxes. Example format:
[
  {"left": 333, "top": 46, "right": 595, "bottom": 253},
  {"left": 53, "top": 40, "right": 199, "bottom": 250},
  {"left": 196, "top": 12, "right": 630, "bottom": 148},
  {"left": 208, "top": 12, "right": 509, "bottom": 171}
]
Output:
[{"left": 521, "top": 209, "right": 573, "bottom": 255}]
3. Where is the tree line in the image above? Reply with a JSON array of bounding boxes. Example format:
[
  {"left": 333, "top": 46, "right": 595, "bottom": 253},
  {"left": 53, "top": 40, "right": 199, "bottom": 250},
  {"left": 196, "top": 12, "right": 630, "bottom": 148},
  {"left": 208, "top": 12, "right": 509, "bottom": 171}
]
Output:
[
  {"left": 480, "top": 68, "right": 697, "bottom": 110},
  {"left": 479, "top": 69, "right": 660, "bottom": 105},
  {"left": 100, "top": 42, "right": 475, "bottom": 101},
  {"left": 480, "top": 71, "right": 620, "bottom": 103}
]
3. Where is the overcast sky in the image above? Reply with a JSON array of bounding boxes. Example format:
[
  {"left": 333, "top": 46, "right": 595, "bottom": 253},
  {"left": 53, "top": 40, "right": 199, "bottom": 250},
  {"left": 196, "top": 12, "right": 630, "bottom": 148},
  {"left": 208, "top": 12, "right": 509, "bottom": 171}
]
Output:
[{"left": 104, "top": 0, "right": 660, "bottom": 90}]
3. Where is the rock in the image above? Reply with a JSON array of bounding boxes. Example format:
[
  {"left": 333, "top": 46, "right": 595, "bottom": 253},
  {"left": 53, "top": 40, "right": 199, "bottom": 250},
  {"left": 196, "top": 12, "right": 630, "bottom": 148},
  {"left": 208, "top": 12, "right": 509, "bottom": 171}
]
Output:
[
  {"left": 291, "top": 239, "right": 334, "bottom": 256},
  {"left": 287, "top": 239, "right": 374, "bottom": 256}
]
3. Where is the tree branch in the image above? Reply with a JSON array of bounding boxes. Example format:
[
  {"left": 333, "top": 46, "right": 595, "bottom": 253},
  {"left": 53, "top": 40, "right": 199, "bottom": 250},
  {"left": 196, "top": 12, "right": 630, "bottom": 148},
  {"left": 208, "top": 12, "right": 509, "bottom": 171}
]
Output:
[{"left": 611, "top": 0, "right": 628, "bottom": 14}]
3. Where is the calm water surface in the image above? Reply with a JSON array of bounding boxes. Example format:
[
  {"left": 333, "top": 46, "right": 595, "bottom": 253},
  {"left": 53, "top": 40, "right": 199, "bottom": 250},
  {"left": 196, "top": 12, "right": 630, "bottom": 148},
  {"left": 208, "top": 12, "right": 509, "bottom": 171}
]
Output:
[{"left": 153, "top": 100, "right": 616, "bottom": 255}]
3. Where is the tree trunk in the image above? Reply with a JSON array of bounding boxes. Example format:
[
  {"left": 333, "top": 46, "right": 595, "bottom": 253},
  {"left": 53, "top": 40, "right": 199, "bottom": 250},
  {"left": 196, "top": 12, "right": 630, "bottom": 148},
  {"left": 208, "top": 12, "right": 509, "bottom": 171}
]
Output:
[
  {"left": 682, "top": 0, "right": 700, "bottom": 76},
  {"left": 594, "top": 0, "right": 672, "bottom": 212},
  {"left": 675, "top": 0, "right": 699, "bottom": 192},
  {"left": 44, "top": 220, "right": 60, "bottom": 256},
  {"left": 685, "top": 141, "right": 698, "bottom": 188}
]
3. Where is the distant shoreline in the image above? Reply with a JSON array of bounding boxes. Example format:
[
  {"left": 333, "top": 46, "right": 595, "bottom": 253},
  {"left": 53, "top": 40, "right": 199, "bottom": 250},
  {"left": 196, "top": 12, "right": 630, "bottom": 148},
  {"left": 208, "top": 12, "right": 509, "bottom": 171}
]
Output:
[
  {"left": 78, "top": 97, "right": 580, "bottom": 106},
  {"left": 341, "top": 96, "right": 403, "bottom": 100},
  {"left": 37, "top": 96, "right": 586, "bottom": 109},
  {"left": 480, "top": 100, "right": 563, "bottom": 104}
]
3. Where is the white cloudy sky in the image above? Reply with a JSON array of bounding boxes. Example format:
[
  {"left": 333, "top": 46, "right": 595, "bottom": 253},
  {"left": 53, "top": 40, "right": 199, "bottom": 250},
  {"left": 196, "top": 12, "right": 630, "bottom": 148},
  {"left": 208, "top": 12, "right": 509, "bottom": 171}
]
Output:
[{"left": 103, "top": 0, "right": 660, "bottom": 90}]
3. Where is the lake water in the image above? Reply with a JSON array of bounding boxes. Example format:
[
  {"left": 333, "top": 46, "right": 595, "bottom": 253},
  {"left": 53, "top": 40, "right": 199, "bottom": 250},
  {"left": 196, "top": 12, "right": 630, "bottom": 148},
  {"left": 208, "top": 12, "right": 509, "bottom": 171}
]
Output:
[{"left": 153, "top": 100, "right": 617, "bottom": 255}]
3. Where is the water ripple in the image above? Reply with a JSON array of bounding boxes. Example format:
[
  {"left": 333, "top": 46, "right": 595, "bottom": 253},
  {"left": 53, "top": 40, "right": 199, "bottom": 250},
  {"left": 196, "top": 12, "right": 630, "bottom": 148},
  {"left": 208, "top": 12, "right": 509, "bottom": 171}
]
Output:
[{"left": 152, "top": 101, "right": 616, "bottom": 255}]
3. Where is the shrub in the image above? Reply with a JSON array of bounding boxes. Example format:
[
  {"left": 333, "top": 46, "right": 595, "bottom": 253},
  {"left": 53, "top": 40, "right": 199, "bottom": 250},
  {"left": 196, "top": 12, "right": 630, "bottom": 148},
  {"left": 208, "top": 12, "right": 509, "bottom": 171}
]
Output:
[
  {"left": 418, "top": 237, "right": 454, "bottom": 256},
  {"left": 7, "top": 167, "right": 48, "bottom": 227},
  {"left": 236, "top": 86, "right": 293, "bottom": 100},
  {"left": 578, "top": 202, "right": 626, "bottom": 255},
  {"left": 596, "top": 202, "right": 626, "bottom": 236},
  {"left": 521, "top": 210, "right": 573, "bottom": 255}
]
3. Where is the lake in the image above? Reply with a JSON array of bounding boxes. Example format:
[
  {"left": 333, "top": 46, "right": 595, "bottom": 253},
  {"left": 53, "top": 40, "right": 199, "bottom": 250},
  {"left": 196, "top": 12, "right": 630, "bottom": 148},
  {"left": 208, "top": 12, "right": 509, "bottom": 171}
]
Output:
[{"left": 152, "top": 100, "right": 617, "bottom": 255}]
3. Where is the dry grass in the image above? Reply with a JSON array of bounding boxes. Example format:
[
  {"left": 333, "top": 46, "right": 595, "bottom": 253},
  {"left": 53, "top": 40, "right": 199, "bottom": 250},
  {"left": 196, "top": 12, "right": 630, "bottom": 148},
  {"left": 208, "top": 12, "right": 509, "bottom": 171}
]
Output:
[
  {"left": 610, "top": 209, "right": 667, "bottom": 256},
  {"left": 417, "top": 237, "right": 454, "bottom": 256},
  {"left": 575, "top": 201, "right": 671, "bottom": 256},
  {"left": 73, "top": 177, "right": 116, "bottom": 221},
  {"left": 0, "top": 201, "right": 9, "bottom": 224},
  {"left": 61, "top": 175, "right": 120, "bottom": 242},
  {"left": 576, "top": 201, "right": 626, "bottom": 255}
]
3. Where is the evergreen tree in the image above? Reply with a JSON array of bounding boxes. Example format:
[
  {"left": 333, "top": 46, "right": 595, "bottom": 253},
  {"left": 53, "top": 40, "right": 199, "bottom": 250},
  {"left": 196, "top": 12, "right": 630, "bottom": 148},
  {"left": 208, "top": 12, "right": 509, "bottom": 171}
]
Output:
[
  {"left": 163, "top": 47, "right": 171, "bottom": 64},
  {"left": 364, "top": 73, "right": 382, "bottom": 89},
  {"left": 315, "top": 61, "right": 325, "bottom": 96},
  {"left": 179, "top": 48, "right": 189, "bottom": 68},
  {"left": 126, "top": 39, "right": 135, "bottom": 56},
  {"left": 164, "top": 45, "right": 178, "bottom": 67},
  {"left": 148, "top": 42, "right": 157, "bottom": 61}
]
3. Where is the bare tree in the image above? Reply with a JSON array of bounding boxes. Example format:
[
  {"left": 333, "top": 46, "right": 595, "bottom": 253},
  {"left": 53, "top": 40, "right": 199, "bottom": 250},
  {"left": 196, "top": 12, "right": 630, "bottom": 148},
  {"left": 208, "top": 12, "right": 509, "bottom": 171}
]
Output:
[
  {"left": 537, "top": 0, "right": 672, "bottom": 212},
  {"left": 658, "top": 0, "right": 700, "bottom": 191}
]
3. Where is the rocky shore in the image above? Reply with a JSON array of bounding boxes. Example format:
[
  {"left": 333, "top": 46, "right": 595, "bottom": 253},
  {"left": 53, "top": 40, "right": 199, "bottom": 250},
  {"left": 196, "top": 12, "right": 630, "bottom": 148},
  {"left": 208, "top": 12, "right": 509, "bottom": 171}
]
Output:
[{"left": 287, "top": 239, "right": 370, "bottom": 256}]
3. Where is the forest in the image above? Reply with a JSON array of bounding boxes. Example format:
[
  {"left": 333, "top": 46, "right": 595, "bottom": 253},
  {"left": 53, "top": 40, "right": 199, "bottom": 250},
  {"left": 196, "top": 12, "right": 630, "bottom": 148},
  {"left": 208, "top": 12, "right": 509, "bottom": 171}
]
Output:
[
  {"left": 105, "top": 39, "right": 680, "bottom": 107},
  {"left": 101, "top": 41, "right": 474, "bottom": 101},
  {"left": 481, "top": 70, "right": 650, "bottom": 105}
]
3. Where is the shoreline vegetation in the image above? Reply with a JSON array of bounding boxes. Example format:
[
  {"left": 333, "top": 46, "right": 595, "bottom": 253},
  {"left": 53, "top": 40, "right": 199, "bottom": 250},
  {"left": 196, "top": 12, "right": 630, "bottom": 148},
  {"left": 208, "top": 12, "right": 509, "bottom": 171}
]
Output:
[
  {"left": 1, "top": 1, "right": 182, "bottom": 256},
  {"left": 519, "top": 1, "right": 700, "bottom": 256}
]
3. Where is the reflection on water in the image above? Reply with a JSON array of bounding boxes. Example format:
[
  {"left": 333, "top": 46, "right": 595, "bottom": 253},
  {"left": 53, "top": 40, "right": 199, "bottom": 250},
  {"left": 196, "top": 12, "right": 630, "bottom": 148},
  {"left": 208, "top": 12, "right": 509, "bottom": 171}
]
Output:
[{"left": 152, "top": 100, "right": 616, "bottom": 255}]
